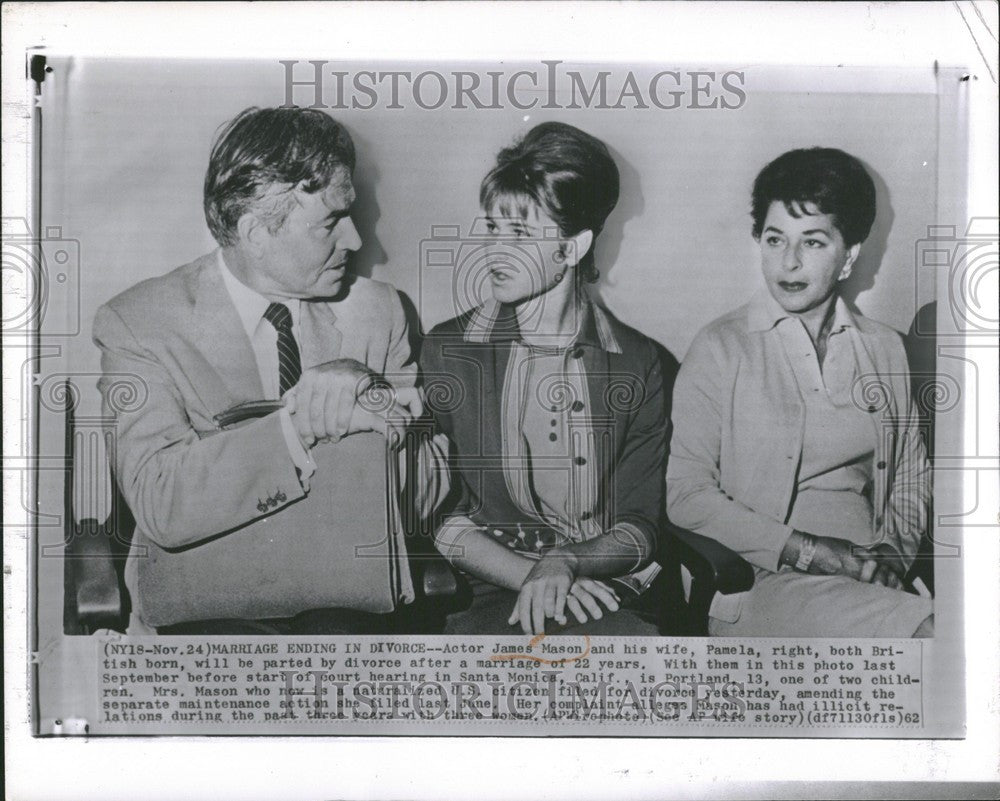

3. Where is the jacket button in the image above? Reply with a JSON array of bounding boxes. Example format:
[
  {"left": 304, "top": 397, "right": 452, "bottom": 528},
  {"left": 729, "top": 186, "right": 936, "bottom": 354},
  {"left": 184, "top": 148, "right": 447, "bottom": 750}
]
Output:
[
  {"left": 876, "top": 460, "right": 887, "bottom": 470},
  {"left": 571, "top": 400, "right": 584, "bottom": 412},
  {"left": 574, "top": 456, "right": 587, "bottom": 466}
]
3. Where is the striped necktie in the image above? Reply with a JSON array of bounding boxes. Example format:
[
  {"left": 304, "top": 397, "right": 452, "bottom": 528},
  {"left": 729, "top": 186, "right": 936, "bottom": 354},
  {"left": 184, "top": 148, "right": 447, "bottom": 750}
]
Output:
[{"left": 263, "top": 302, "right": 302, "bottom": 397}]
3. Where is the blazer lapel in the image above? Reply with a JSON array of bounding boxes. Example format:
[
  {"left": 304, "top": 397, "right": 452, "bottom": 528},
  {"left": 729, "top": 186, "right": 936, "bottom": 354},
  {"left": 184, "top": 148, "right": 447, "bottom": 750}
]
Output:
[
  {"left": 191, "top": 257, "right": 265, "bottom": 409},
  {"left": 298, "top": 300, "right": 343, "bottom": 369}
]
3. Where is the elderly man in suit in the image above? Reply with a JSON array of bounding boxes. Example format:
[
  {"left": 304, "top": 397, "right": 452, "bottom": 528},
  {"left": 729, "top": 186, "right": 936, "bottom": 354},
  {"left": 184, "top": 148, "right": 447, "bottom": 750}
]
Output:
[{"left": 94, "top": 107, "right": 446, "bottom": 634}]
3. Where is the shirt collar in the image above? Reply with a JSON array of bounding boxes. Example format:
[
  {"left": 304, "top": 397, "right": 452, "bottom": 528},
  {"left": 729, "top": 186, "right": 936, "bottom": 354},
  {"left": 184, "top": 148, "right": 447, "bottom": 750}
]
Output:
[
  {"left": 463, "top": 294, "right": 622, "bottom": 354},
  {"left": 217, "top": 249, "right": 297, "bottom": 337},
  {"left": 747, "top": 288, "right": 857, "bottom": 334}
]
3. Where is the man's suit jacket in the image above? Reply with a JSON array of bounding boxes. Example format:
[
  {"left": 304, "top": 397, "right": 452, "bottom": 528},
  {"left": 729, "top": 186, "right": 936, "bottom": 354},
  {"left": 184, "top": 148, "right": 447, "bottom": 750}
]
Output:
[{"left": 93, "top": 250, "right": 417, "bottom": 627}]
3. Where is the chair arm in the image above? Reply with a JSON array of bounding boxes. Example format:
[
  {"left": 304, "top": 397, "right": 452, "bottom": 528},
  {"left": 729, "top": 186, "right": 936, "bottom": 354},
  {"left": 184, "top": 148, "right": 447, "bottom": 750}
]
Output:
[
  {"left": 63, "top": 518, "right": 125, "bottom": 634},
  {"left": 403, "top": 553, "right": 472, "bottom": 633},
  {"left": 663, "top": 520, "right": 754, "bottom": 635},
  {"left": 420, "top": 558, "right": 460, "bottom": 598},
  {"left": 666, "top": 521, "right": 755, "bottom": 596}
]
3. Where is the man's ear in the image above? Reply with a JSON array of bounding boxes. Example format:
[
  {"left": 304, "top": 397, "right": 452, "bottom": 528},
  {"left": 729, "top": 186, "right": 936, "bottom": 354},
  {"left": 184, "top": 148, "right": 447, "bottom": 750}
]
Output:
[
  {"left": 840, "top": 243, "right": 861, "bottom": 281},
  {"left": 236, "top": 212, "right": 267, "bottom": 256},
  {"left": 564, "top": 229, "right": 594, "bottom": 268}
]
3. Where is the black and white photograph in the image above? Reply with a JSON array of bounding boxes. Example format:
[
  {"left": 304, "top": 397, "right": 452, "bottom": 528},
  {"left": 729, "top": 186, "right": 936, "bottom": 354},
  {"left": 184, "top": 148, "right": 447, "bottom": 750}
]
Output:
[{"left": 3, "top": 2, "right": 998, "bottom": 799}]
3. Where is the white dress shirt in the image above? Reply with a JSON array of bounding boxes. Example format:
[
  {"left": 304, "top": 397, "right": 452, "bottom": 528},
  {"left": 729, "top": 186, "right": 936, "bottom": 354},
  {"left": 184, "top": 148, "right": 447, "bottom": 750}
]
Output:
[{"left": 217, "top": 251, "right": 316, "bottom": 481}]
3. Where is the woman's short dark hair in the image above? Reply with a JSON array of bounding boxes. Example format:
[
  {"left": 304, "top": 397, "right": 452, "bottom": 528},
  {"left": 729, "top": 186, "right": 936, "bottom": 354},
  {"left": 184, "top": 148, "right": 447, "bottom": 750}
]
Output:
[
  {"left": 480, "top": 121, "right": 620, "bottom": 283},
  {"left": 203, "top": 107, "right": 356, "bottom": 246},
  {"left": 750, "top": 147, "right": 877, "bottom": 247}
]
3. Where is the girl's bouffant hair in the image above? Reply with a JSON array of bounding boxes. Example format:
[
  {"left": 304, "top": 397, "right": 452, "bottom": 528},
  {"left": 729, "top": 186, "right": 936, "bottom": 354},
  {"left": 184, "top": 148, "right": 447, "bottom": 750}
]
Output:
[{"left": 480, "top": 122, "right": 620, "bottom": 283}]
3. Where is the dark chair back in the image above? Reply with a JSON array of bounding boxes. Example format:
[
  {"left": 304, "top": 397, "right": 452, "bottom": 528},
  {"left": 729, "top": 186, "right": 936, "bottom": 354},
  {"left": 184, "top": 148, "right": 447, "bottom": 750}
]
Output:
[
  {"left": 903, "top": 302, "right": 937, "bottom": 596},
  {"left": 62, "top": 381, "right": 133, "bottom": 634}
]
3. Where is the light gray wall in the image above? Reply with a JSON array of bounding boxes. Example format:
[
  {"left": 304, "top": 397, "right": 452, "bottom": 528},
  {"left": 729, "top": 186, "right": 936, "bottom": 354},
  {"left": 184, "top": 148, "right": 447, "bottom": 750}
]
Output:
[{"left": 43, "top": 58, "right": 938, "bottom": 389}]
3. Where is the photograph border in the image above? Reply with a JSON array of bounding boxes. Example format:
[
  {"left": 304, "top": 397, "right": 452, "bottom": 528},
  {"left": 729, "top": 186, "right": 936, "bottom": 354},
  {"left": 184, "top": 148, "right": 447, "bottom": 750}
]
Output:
[{"left": 3, "top": 2, "right": 998, "bottom": 799}]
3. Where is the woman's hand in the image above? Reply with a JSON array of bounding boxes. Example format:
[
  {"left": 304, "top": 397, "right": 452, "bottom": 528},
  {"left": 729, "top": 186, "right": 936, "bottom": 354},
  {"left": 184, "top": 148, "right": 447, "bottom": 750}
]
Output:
[
  {"left": 509, "top": 552, "right": 576, "bottom": 635},
  {"left": 805, "top": 537, "right": 905, "bottom": 588},
  {"left": 857, "top": 543, "right": 906, "bottom": 589},
  {"left": 807, "top": 536, "right": 871, "bottom": 580},
  {"left": 562, "top": 579, "right": 621, "bottom": 629},
  {"left": 507, "top": 552, "right": 621, "bottom": 634}
]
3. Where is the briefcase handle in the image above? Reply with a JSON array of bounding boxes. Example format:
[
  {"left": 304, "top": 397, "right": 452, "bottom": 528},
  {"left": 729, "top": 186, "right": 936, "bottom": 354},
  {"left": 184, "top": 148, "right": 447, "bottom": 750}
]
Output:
[{"left": 213, "top": 400, "right": 285, "bottom": 430}]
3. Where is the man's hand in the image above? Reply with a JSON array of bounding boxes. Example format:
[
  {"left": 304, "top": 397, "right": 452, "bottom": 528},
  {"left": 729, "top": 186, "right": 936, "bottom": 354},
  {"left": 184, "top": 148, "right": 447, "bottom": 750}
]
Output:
[
  {"left": 507, "top": 551, "right": 620, "bottom": 635},
  {"left": 285, "top": 358, "right": 418, "bottom": 447},
  {"left": 394, "top": 386, "right": 424, "bottom": 420},
  {"left": 361, "top": 385, "right": 424, "bottom": 446},
  {"left": 284, "top": 358, "right": 373, "bottom": 446}
]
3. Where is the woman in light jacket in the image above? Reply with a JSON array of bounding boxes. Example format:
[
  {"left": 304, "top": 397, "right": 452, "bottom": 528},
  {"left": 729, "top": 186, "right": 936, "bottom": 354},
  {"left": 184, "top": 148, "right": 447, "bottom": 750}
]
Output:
[{"left": 667, "top": 147, "right": 933, "bottom": 637}]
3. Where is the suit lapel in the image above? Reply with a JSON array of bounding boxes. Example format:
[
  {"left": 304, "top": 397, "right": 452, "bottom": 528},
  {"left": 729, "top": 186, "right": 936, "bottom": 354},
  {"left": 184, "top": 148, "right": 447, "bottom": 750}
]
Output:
[
  {"left": 191, "top": 255, "right": 265, "bottom": 408},
  {"left": 298, "top": 300, "right": 343, "bottom": 369}
]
